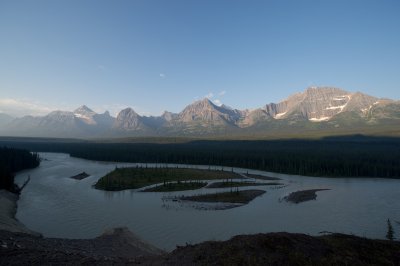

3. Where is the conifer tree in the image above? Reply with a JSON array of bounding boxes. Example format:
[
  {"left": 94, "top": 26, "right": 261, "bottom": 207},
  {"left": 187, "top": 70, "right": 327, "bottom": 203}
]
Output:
[{"left": 386, "top": 219, "right": 395, "bottom": 241}]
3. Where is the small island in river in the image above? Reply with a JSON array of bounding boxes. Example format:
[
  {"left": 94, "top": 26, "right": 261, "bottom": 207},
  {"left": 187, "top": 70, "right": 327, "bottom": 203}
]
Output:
[
  {"left": 95, "top": 167, "right": 242, "bottom": 191},
  {"left": 207, "top": 181, "right": 282, "bottom": 188},
  {"left": 70, "top": 172, "right": 90, "bottom": 180},
  {"left": 180, "top": 189, "right": 266, "bottom": 204},
  {"left": 284, "top": 189, "right": 330, "bottom": 204},
  {"left": 142, "top": 181, "right": 208, "bottom": 192},
  {"left": 245, "top": 173, "right": 281, "bottom": 180}
]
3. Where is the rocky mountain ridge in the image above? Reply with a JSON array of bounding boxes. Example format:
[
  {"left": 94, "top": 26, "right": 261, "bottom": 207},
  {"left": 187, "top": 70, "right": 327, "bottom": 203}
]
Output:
[{"left": 1, "top": 87, "right": 399, "bottom": 138}]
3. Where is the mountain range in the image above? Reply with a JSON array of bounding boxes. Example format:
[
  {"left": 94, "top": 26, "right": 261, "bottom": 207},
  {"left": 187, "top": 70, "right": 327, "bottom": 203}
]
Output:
[{"left": 1, "top": 87, "right": 399, "bottom": 139}]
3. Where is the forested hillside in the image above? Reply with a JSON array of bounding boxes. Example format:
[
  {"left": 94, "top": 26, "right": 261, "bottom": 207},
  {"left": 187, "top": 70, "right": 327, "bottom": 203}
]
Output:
[
  {"left": 0, "top": 147, "right": 40, "bottom": 192},
  {"left": 1, "top": 136, "right": 399, "bottom": 178}
]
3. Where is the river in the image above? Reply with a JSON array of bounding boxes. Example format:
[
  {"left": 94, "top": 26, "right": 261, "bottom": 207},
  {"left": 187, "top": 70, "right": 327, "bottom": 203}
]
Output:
[{"left": 15, "top": 153, "right": 400, "bottom": 251}]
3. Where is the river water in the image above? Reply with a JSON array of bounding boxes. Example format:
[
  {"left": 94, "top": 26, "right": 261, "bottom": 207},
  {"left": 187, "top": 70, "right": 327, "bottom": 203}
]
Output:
[{"left": 15, "top": 153, "right": 400, "bottom": 251}]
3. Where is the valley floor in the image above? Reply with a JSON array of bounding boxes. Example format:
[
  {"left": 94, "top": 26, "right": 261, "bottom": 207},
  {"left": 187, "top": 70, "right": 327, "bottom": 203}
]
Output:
[{"left": 1, "top": 189, "right": 400, "bottom": 265}]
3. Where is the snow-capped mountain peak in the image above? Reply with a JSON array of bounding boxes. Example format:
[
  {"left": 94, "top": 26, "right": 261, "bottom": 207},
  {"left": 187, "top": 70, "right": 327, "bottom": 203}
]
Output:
[
  {"left": 0, "top": 87, "right": 398, "bottom": 138},
  {"left": 73, "top": 105, "right": 97, "bottom": 124}
]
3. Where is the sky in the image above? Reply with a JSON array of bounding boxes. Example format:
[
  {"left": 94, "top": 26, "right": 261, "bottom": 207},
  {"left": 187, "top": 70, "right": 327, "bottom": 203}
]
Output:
[{"left": 1, "top": 0, "right": 400, "bottom": 117}]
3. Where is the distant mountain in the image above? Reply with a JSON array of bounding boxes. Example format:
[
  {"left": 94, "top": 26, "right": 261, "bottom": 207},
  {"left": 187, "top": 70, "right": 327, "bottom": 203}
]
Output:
[
  {"left": 113, "top": 108, "right": 152, "bottom": 133},
  {"left": 161, "top": 111, "right": 178, "bottom": 122},
  {"left": 73, "top": 105, "right": 97, "bottom": 124},
  {"left": 177, "top": 98, "right": 241, "bottom": 125},
  {"left": 0, "top": 87, "right": 399, "bottom": 138},
  {"left": 0, "top": 113, "right": 14, "bottom": 127},
  {"left": 74, "top": 105, "right": 115, "bottom": 128},
  {"left": 1, "top": 106, "right": 115, "bottom": 138},
  {"left": 258, "top": 87, "right": 377, "bottom": 121}
]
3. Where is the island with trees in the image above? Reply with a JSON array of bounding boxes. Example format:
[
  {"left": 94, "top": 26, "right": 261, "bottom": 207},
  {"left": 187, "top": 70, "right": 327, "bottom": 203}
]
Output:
[{"left": 94, "top": 167, "right": 243, "bottom": 191}]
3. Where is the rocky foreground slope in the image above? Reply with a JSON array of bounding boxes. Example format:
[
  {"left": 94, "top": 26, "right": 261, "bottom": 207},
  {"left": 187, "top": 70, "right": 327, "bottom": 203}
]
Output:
[{"left": 1, "top": 230, "right": 399, "bottom": 266}]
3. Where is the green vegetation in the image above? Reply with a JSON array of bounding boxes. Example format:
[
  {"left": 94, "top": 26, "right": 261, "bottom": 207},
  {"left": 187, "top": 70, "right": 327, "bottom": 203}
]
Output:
[
  {"left": 2, "top": 135, "right": 400, "bottom": 178},
  {"left": 207, "top": 181, "right": 282, "bottom": 188},
  {"left": 245, "top": 174, "right": 281, "bottom": 180},
  {"left": 94, "top": 167, "right": 242, "bottom": 191},
  {"left": 0, "top": 147, "right": 40, "bottom": 193},
  {"left": 181, "top": 189, "right": 265, "bottom": 204},
  {"left": 142, "top": 181, "right": 207, "bottom": 192}
]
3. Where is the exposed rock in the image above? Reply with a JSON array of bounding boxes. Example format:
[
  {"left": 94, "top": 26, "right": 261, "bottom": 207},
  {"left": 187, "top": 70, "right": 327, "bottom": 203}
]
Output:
[
  {"left": 0, "top": 228, "right": 164, "bottom": 265},
  {"left": 113, "top": 108, "right": 150, "bottom": 132},
  {"left": 238, "top": 108, "right": 271, "bottom": 127},
  {"left": 73, "top": 105, "right": 97, "bottom": 125},
  {"left": 161, "top": 111, "right": 178, "bottom": 122},
  {"left": 152, "top": 232, "right": 400, "bottom": 266},
  {"left": 177, "top": 98, "right": 241, "bottom": 125},
  {"left": 265, "top": 87, "right": 353, "bottom": 121},
  {"left": 1, "top": 228, "right": 399, "bottom": 265}
]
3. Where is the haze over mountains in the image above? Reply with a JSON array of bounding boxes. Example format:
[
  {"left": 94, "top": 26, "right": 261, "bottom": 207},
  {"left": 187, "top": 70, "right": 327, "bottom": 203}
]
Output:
[{"left": 1, "top": 87, "right": 399, "bottom": 138}]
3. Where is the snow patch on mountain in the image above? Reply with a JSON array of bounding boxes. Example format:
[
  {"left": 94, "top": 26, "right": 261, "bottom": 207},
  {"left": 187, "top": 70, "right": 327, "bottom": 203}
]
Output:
[
  {"left": 309, "top": 116, "right": 330, "bottom": 122},
  {"left": 274, "top": 112, "right": 287, "bottom": 119}
]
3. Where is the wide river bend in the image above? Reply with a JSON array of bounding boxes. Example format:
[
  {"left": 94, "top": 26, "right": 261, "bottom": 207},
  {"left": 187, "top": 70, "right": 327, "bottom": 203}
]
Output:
[{"left": 15, "top": 153, "right": 400, "bottom": 251}]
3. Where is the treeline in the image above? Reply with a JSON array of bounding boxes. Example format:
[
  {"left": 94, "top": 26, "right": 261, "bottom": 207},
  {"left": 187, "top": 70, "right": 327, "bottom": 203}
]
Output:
[
  {"left": 1, "top": 136, "right": 400, "bottom": 178},
  {"left": 0, "top": 147, "right": 40, "bottom": 192}
]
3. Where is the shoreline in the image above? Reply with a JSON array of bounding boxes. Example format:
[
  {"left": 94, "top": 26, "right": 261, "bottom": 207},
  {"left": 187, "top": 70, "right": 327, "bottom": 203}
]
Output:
[
  {"left": 1, "top": 190, "right": 399, "bottom": 265},
  {"left": 0, "top": 190, "right": 41, "bottom": 236},
  {"left": 0, "top": 189, "right": 164, "bottom": 262}
]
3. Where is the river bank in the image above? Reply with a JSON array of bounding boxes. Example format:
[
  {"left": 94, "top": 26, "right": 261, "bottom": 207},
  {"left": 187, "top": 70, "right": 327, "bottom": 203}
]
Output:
[
  {"left": 0, "top": 190, "right": 40, "bottom": 235},
  {"left": 0, "top": 189, "right": 164, "bottom": 264}
]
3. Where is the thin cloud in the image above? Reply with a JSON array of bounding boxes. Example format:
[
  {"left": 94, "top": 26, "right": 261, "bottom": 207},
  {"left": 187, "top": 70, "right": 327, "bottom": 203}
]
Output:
[
  {"left": 159, "top": 73, "right": 166, "bottom": 78},
  {"left": 218, "top": 90, "right": 226, "bottom": 96},
  {"left": 205, "top": 92, "right": 214, "bottom": 99},
  {"left": 0, "top": 98, "right": 55, "bottom": 117}
]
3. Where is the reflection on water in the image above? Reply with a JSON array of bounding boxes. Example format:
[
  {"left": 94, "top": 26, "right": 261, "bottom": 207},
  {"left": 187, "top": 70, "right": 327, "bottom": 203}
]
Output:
[{"left": 15, "top": 153, "right": 400, "bottom": 251}]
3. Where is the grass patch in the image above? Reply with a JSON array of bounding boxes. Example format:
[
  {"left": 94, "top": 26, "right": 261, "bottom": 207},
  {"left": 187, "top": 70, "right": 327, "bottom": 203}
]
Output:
[
  {"left": 245, "top": 174, "right": 281, "bottom": 180},
  {"left": 181, "top": 189, "right": 265, "bottom": 204},
  {"left": 94, "top": 167, "right": 242, "bottom": 191},
  {"left": 207, "top": 181, "right": 282, "bottom": 188},
  {"left": 142, "top": 181, "right": 207, "bottom": 192}
]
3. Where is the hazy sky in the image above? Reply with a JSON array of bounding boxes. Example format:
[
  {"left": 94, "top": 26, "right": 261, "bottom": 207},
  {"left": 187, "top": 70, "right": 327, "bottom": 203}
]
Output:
[{"left": 1, "top": 0, "right": 399, "bottom": 117}]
